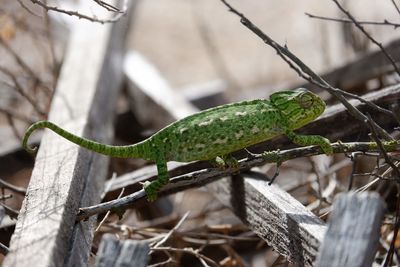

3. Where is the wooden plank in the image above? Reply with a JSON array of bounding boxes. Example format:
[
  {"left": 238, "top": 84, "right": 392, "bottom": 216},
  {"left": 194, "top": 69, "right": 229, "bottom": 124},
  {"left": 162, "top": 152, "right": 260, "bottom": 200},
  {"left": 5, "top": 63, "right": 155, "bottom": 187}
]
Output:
[
  {"left": 94, "top": 234, "right": 149, "bottom": 267},
  {"left": 316, "top": 192, "right": 385, "bottom": 267},
  {"left": 180, "top": 79, "right": 228, "bottom": 110},
  {"left": 124, "top": 52, "right": 198, "bottom": 129},
  {"left": 207, "top": 176, "right": 325, "bottom": 266},
  {"left": 3, "top": 2, "right": 134, "bottom": 266},
  {"left": 123, "top": 55, "right": 326, "bottom": 266}
]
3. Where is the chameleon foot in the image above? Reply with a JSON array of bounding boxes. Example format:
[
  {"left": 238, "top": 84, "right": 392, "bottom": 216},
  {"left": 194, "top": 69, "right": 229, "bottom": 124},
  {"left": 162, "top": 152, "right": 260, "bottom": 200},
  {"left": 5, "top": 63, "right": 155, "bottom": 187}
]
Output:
[
  {"left": 142, "top": 181, "right": 158, "bottom": 202},
  {"left": 224, "top": 155, "right": 239, "bottom": 169},
  {"left": 211, "top": 155, "right": 239, "bottom": 169},
  {"left": 211, "top": 156, "right": 227, "bottom": 168}
]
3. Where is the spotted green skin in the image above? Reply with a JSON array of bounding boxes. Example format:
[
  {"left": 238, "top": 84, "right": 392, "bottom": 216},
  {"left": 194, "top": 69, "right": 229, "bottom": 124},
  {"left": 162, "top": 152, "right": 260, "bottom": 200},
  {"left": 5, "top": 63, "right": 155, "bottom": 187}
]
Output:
[{"left": 22, "top": 88, "right": 332, "bottom": 201}]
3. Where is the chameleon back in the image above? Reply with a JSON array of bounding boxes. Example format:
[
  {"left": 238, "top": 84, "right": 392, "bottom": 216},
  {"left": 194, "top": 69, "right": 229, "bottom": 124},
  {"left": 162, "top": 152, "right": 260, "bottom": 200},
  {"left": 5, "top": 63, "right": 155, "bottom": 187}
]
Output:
[{"left": 151, "top": 99, "right": 281, "bottom": 162}]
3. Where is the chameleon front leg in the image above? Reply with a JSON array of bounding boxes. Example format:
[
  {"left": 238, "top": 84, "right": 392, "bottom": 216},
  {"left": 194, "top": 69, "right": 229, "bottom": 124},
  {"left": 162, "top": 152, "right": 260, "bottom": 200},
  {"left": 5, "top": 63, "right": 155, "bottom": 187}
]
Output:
[
  {"left": 143, "top": 159, "right": 169, "bottom": 201},
  {"left": 285, "top": 130, "right": 333, "bottom": 154}
]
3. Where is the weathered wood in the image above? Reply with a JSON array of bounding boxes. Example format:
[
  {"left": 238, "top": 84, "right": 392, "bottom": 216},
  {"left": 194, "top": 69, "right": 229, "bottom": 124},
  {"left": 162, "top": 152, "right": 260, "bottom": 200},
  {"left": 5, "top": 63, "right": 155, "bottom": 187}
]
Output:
[
  {"left": 124, "top": 52, "right": 197, "bottom": 129},
  {"left": 208, "top": 175, "right": 325, "bottom": 266},
  {"left": 94, "top": 234, "right": 149, "bottom": 267},
  {"left": 180, "top": 79, "right": 228, "bottom": 110},
  {"left": 123, "top": 55, "right": 326, "bottom": 266},
  {"left": 316, "top": 192, "right": 386, "bottom": 267},
  {"left": 3, "top": 2, "right": 134, "bottom": 266}
]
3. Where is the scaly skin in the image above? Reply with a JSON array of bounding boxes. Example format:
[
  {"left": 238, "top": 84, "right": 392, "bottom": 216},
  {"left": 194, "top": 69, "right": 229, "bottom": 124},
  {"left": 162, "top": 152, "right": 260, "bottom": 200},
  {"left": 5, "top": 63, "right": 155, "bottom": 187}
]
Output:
[{"left": 23, "top": 88, "right": 332, "bottom": 201}]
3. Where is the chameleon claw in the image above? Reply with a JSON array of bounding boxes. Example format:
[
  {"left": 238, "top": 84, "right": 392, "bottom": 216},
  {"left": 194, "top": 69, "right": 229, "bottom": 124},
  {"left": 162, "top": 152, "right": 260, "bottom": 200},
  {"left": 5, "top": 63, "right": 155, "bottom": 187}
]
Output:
[
  {"left": 210, "top": 156, "right": 226, "bottom": 169},
  {"left": 142, "top": 181, "right": 158, "bottom": 202}
]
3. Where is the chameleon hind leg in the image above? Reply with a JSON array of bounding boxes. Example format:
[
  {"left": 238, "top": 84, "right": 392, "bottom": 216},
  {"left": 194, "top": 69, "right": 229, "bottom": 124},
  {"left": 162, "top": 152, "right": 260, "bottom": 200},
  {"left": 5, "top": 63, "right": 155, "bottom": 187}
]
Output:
[
  {"left": 143, "top": 159, "right": 168, "bottom": 201},
  {"left": 286, "top": 130, "right": 333, "bottom": 154}
]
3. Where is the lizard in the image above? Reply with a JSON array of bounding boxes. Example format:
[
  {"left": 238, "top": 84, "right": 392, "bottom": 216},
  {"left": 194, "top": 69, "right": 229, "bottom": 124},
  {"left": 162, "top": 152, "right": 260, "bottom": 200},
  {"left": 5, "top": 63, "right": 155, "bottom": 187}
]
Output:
[{"left": 22, "top": 88, "right": 332, "bottom": 201}]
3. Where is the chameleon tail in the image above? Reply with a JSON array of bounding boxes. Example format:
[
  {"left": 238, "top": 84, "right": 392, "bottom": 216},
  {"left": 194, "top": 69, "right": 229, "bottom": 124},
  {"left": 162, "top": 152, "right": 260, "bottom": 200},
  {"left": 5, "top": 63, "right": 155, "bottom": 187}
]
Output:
[{"left": 23, "top": 120, "right": 149, "bottom": 159}]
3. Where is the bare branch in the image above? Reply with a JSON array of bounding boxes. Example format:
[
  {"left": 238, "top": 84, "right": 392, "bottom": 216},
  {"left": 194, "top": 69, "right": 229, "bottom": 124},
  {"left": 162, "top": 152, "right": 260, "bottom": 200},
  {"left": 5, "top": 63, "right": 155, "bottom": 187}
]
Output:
[
  {"left": 0, "top": 66, "right": 46, "bottom": 116},
  {"left": 391, "top": 0, "right": 400, "bottom": 16},
  {"left": 77, "top": 141, "right": 400, "bottom": 220},
  {"left": 219, "top": 0, "right": 393, "bottom": 140},
  {"left": 331, "top": 0, "right": 400, "bottom": 76},
  {"left": 305, "top": 12, "right": 400, "bottom": 29},
  {"left": 0, "top": 178, "right": 27, "bottom": 196},
  {"left": 28, "top": 0, "right": 128, "bottom": 24},
  {"left": 151, "top": 247, "right": 219, "bottom": 267}
]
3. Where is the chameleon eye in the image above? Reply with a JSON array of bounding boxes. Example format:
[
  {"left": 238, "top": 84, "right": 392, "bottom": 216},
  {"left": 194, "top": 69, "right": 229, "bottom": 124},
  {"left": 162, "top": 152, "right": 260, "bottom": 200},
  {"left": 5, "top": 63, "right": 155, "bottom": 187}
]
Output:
[{"left": 298, "top": 92, "right": 314, "bottom": 109}]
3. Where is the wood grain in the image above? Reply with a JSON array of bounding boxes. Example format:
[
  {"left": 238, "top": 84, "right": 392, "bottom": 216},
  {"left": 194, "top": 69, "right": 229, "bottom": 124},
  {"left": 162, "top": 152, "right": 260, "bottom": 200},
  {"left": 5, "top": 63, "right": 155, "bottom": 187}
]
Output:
[
  {"left": 207, "top": 175, "right": 325, "bottom": 266},
  {"left": 3, "top": 2, "right": 134, "bottom": 266},
  {"left": 94, "top": 234, "right": 149, "bottom": 267},
  {"left": 316, "top": 192, "right": 385, "bottom": 267}
]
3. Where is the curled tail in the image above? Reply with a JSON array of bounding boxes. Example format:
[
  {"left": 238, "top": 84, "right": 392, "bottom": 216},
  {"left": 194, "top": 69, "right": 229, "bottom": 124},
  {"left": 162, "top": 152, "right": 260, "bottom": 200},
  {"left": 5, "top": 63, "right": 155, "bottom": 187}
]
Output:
[{"left": 23, "top": 120, "right": 150, "bottom": 159}]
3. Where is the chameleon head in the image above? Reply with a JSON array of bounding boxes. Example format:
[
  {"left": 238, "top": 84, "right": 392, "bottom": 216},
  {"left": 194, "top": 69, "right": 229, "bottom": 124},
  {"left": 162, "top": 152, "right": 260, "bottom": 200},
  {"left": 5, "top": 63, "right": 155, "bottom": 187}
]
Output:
[{"left": 270, "top": 88, "right": 326, "bottom": 130}]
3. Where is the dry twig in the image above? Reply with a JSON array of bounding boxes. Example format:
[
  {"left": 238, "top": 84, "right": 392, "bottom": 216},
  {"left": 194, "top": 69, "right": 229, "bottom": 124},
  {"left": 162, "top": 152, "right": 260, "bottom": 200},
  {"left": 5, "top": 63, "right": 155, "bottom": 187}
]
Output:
[
  {"left": 19, "top": 0, "right": 129, "bottom": 24},
  {"left": 77, "top": 141, "right": 400, "bottom": 220},
  {"left": 219, "top": 0, "right": 394, "bottom": 141},
  {"left": 330, "top": 0, "right": 400, "bottom": 76}
]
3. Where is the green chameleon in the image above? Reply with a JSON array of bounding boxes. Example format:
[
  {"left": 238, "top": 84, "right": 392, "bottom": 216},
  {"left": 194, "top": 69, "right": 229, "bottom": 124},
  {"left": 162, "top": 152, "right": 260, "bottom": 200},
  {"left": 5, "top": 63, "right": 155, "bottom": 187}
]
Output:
[{"left": 23, "top": 88, "right": 332, "bottom": 201}]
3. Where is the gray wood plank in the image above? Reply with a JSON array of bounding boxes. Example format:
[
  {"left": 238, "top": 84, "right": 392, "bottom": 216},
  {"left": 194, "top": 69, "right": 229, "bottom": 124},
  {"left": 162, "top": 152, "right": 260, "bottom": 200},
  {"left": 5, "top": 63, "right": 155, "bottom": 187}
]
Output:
[
  {"left": 124, "top": 52, "right": 198, "bottom": 129},
  {"left": 124, "top": 55, "right": 326, "bottom": 266},
  {"left": 316, "top": 192, "right": 386, "bottom": 267},
  {"left": 94, "top": 234, "right": 149, "bottom": 267},
  {"left": 3, "top": 2, "right": 134, "bottom": 266},
  {"left": 207, "top": 176, "right": 325, "bottom": 266}
]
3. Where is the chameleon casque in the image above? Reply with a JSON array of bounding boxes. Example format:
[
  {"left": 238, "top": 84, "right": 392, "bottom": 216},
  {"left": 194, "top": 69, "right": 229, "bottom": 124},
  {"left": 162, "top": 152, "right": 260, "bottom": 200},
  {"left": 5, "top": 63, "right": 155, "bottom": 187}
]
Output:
[{"left": 23, "top": 88, "right": 332, "bottom": 201}]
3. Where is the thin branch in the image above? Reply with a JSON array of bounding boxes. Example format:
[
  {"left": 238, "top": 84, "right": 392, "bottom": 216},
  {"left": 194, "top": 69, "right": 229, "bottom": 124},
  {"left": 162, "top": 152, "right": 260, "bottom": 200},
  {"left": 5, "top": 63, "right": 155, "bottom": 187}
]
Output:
[
  {"left": 17, "top": 0, "right": 41, "bottom": 17},
  {"left": 0, "top": 242, "right": 9, "bottom": 256},
  {"left": 151, "top": 247, "right": 219, "bottom": 267},
  {"left": 0, "top": 37, "right": 46, "bottom": 87},
  {"left": 331, "top": 0, "right": 400, "bottom": 76},
  {"left": 391, "top": 0, "right": 400, "bottom": 16},
  {"left": 0, "top": 106, "right": 34, "bottom": 123},
  {"left": 152, "top": 211, "right": 190, "bottom": 248},
  {"left": 92, "top": 0, "right": 122, "bottom": 12},
  {"left": 384, "top": 184, "right": 400, "bottom": 266},
  {"left": 77, "top": 141, "right": 400, "bottom": 220},
  {"left": 29, "top": 0, "right": 128, "bottom": 24},
  {"left": 309, "top": 158, "right": 324, "bottom": 216},
  {"left": 366, "top": 113, "right": 400, "bottom": 179},
  {"left": 305, "top": 12, "right": 400, "bottom": 29},
  {"left": 219, "top": 0, "right": 393, "bottom": 141},
  {"left": 5, "top": 113, "right": 22, "bottom": 140},
  {"left": 0, "top": 202, "right": 19, "bottom": 219},
  {"left": 190, "top": 2, "right": 242, "bottom": 92},
  {"left": 0, "top": 66, "right": 46, "bottom": 116},
  {"left": 95, "top": 187, "right": 125, "bottom": 232}
]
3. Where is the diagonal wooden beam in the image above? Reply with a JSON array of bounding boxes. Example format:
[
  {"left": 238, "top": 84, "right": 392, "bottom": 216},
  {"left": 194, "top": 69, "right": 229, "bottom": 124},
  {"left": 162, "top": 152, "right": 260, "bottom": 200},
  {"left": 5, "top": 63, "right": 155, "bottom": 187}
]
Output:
[{"left": 3, "top": 2, "right": 135, "bottom": 266}]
